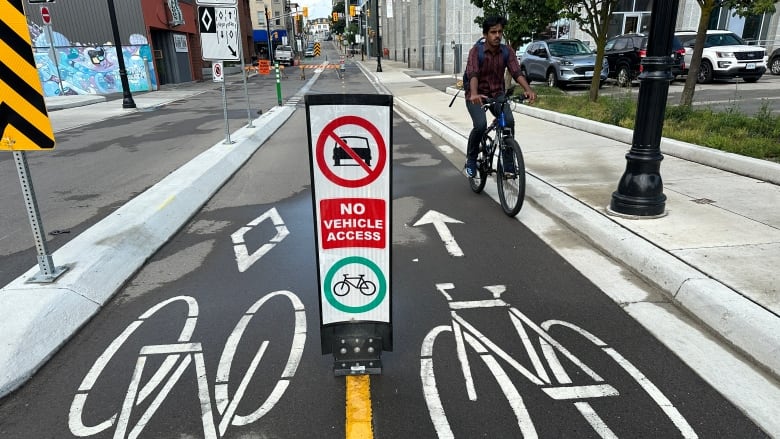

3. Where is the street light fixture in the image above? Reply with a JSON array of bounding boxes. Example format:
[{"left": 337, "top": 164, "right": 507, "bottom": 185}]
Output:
[{"left": 106, "top": 0, "right": 136, "bottom": 109}]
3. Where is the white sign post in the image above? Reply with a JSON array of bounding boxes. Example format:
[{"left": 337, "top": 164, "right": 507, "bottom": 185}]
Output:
[{"left": 306, "top": 94, "right": 393, "bottom": 376}]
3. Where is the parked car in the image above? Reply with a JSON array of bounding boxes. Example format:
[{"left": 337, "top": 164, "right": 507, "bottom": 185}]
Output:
[
  {"left": 515, "top": 42, "right": 530, "bottom": 59},
  {"left": 519, "top": 39, "right": 608, "bottom": 88},
  {"left": 675, "top": 30, "right": 767, "bottom": 83},
  {"left": 770, "top": 47, "right": 780, "bottom": 75},
  {"left": 603, "top": 33, "right": 685, "bottom": 87}
]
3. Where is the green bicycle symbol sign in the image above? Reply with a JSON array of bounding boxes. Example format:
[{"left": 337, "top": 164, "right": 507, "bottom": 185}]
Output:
[{"left": 323, "top": 256, "right": 386, "bottom": 313}]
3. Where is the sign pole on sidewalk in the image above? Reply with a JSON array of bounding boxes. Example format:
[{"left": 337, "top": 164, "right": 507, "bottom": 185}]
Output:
[
  {"left": 219, "top": 65, "right": 232, "bottom": 144},
  {"left": 13, "top": 151, "right": 67, "bottom": 282}
]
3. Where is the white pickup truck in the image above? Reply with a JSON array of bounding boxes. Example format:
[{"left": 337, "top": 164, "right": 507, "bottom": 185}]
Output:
[{"left": 274, "top": 45, "right": 294, "bottom": 66}]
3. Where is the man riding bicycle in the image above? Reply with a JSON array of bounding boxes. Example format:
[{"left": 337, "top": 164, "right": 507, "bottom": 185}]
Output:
[{"left": 464, "top": 15, "right": 536, "bottom": 178}]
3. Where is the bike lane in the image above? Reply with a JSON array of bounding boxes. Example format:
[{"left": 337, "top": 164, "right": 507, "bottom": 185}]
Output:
[
  {"left": 367, "top": 104, "right": 768, "bottom": 438},
  {"left": 0, "top": 61, "right": 769, "bottom": 438}
]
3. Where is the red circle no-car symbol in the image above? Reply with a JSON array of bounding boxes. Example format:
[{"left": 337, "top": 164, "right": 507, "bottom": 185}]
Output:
[
  {"left": 41, "top": 7, "right": 51, "bottom": 25},
  {"left": 315, "top": 115, "right": 387, "bottom": 188}
]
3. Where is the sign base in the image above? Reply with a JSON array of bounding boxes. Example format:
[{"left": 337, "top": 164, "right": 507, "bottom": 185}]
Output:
[{"left": 323, "top": 322, "right": 392, "bottom": 376}]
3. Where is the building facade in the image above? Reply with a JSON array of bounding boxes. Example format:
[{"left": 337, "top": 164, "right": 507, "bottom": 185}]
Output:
[
  {"left": 25, "top": 0, "right": 254, "bottom": 97},
  {"left": 381, "top": 0, "right": 779, "bottom": 74}
]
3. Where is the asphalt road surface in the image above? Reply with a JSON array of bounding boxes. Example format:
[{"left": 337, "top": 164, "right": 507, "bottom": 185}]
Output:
[{"left": 0, "top": 49, "right": 771, "bottom": 438}]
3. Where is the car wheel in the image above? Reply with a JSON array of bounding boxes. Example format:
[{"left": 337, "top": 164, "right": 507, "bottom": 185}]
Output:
[
  {"left": 697, "top": 60, "right": 714, "bottom": 84},
  {"left": 546, "top": 70, "right": 558, "bottom": 88},
  {"left": 770, "top": 56, "right": 780, "bottom": 75},
  {"left": 616, "top": 65, "right": 631, "bottom": 87},
  {"left": 521, "top": 66, "right": 530, "bottom": 83}
]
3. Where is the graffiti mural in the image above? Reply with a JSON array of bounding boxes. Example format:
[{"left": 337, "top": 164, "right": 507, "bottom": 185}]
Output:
[{"left": 28, "top": 22, "right": 158, "bottom": 97}]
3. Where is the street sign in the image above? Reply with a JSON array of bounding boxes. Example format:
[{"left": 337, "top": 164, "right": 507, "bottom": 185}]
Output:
[
  {"left": 306, "top": 94, "right": 393, "bottom": 374},
  {"left": 40, "top": 6, "right": 50, "bottom": 24},
  {"left": 1, "top": 0, "right": 55, "bottom": 151},
  {"left": 212, "top": 61, "right": 223, "bottom": 82},
  {"left": 198, "top": 6, "right": 240, "bottom": 61},
  {"left": 257, "top": 59, "right": 270, "bottom": 75}
]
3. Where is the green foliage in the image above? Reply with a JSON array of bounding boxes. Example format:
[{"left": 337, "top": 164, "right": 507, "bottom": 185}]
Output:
[
  {"left": 528, "top": 90, "right": 780, "bottom": 161},
  {"left": 469, "top": 0, "right": 560, "bottom": 48}
]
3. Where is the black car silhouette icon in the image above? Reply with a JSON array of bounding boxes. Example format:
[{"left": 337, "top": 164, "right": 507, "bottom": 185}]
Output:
[{"left": 333, "top": 136, "right": 372, "bottom": 166}]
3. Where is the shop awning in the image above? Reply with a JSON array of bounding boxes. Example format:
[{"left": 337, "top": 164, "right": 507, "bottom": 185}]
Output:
[{"left": 253, "top": 29, "right": 287, "bottom": 43}]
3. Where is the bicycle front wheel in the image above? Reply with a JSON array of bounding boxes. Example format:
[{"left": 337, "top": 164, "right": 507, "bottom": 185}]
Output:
[
  {"left": 469, "top": 136, "right": 490, "bottom": 193},
  {"left": 333, "top": 281, "right": 350, "bottom": 296},
  {"left": 497, "top": 138, "right": 526, "bottom": 217}
]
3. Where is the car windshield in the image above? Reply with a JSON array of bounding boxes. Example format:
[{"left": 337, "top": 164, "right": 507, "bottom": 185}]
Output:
[
  {"left": 705, "top": 33, "right": 745, "bottom": 47},
  {"left": 548, "top": 41, "right": 592, "bottom": 56}
]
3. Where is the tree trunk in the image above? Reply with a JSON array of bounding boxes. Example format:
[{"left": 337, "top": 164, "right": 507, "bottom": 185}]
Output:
[{"left": 680, "top": 0, "right": 716, "bottom": 107}]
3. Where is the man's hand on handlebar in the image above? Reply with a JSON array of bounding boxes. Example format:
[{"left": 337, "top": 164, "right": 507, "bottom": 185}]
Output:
[
  {"left": 522, "top": 89, "right": 537, "bottom": 104},
  {"left": 470, "top": 94, "right": 487, "bottom": 106}
]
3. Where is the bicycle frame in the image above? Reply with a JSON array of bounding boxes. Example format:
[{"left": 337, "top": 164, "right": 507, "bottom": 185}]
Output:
[
  {"left": 421, "top": 283, "right": 698, "bottom": 438},
  {"left": 480, "top": 98, "right": 514, "bottom": 171}
]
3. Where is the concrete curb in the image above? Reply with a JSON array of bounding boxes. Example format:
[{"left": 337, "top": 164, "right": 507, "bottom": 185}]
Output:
[
  {"left": 0, "top": 105, "right": 295, "bottom": 398},
  {"left": 445, "top": 86, "right": 780, "bottom": 185},
  {"left": 393, "top": 94, "right": 780, "bottom": 379},
  {"left": 44, "top": 95, "right": 107, "bottom": 111}
]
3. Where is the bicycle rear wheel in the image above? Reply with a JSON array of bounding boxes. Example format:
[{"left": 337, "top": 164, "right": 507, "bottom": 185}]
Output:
[
  {"left": 469, "top": 136, "right": 490, "bottom": 193},
  {"left": 497, "top": 138, "right": 526, "bottom": 217}
]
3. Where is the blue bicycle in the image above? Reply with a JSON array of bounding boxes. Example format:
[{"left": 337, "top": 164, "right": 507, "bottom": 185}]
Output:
[{"left": 470, "top": 88, "right": 526, "bottom": 217}]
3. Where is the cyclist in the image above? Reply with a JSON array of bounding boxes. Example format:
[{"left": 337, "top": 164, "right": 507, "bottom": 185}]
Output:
[{"left": 464, "top": 15, "right": 536, "bottom": 178}]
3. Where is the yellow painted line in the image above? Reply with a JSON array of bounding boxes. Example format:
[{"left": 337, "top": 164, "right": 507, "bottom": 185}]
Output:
[
  {"left": 158, "top": 195, "right": 175, "bottom": 211},
  {"left": 346, "top": 375, "right": 373, "bottom": 439}
]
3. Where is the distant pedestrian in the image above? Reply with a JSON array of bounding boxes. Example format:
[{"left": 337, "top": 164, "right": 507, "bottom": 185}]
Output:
[{"left": 463, "top": 15, "right": 536, "bottom": 178}]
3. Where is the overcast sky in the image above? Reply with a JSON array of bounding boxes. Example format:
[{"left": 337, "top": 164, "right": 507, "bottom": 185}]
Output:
[{"left": 305, "top": 0, "right": 335, "bottom": 20}]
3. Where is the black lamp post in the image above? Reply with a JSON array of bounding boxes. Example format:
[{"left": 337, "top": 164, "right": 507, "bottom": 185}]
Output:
[
  {"left": 609, "top": 1, "right": 680, "bottom": 217},
  {"left": 375, "top": 0, "right": 382, "bottom": 72},
  {"left": 107, "top": 0, "right": 135, "bottom": 109}
]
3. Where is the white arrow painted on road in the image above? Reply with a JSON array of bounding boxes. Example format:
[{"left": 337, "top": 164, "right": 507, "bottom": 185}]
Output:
[
  {"left": 231, "top": 207, "right": 289, "bottom": 272},
  {"left": 413, "top": 210, "right": 464, "bottom": 257}
]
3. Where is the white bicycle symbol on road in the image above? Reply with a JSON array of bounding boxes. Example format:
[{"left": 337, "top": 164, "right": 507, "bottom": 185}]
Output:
[
  {"left": 68, "top": 290, "right": 306, "bottom": 439},
  {"left": 421, "top": 283, "right": 698, "bottom": 438}
]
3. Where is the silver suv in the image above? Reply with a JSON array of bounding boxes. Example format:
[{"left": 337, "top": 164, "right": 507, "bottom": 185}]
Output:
[
  {"left": 675, "top": 30, "right": 767, "bottom": 83},
  {"left": 520, "top": 39, "right": 609, "bottom": 88}
]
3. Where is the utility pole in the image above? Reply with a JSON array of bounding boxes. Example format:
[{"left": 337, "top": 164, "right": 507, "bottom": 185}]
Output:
[
  {"left": 106, "top": 0, "right": 135, "bottom": 108},
  {"left": 609, "top": 1, "right": 679, "bottom": 217},
  {"left": 375, "top": 0, "right": 382, "bottom": 71}
]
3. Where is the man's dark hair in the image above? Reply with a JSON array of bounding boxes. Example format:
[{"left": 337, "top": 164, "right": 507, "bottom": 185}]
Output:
[{"left": 482, "top": 15, "right": 508, "bottom": 33}]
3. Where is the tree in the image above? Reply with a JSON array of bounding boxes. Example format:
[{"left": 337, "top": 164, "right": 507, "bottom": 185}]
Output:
[
  {"left": 558, "top": 0, "right": 620, "bottom": 102},
  {"left": 680, "top": 0, "right": 776, "bottom": 107},
  {"left": 332, "top": 2, "right": 347, "bottom": 36},
  {"left": 470, "top": 0, "right": 560, "bottom": 49}
]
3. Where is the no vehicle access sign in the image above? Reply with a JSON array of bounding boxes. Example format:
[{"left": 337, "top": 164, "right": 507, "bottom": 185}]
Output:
[{"left": 306, "top": 94, "right": 392, "bottom": 331}]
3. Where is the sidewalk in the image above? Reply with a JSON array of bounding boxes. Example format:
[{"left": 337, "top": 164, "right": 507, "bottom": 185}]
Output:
[
  {"left": 364, "top": 59, "right": 780, "bottom": 380},
  {"left": 1, "top": 62, "right": 778, "bottom": 404}
]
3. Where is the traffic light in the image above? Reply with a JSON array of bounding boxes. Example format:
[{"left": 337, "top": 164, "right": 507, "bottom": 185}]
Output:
[
  {"left": 303, "top": 6, "right": 308, "bottom": 17},
  {"left": 332, "top": 12, "right": 338, "bottom": 21},
  {"left": 350, "top": 5, "right": 355, "bottom": 16}
]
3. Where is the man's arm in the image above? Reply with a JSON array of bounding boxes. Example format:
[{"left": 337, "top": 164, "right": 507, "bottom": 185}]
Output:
[{"left": 507, "top": 48, "right": 536, "bottom": 103}]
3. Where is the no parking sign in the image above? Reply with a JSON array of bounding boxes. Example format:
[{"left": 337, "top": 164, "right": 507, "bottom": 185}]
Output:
[{"left": 305, "top": 94, "right": 393, "bottom": 374}]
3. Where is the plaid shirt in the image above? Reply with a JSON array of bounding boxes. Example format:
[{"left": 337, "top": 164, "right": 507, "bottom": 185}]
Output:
[{"left": 464, "top": 43, "right": 521, "bottom": 101}]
